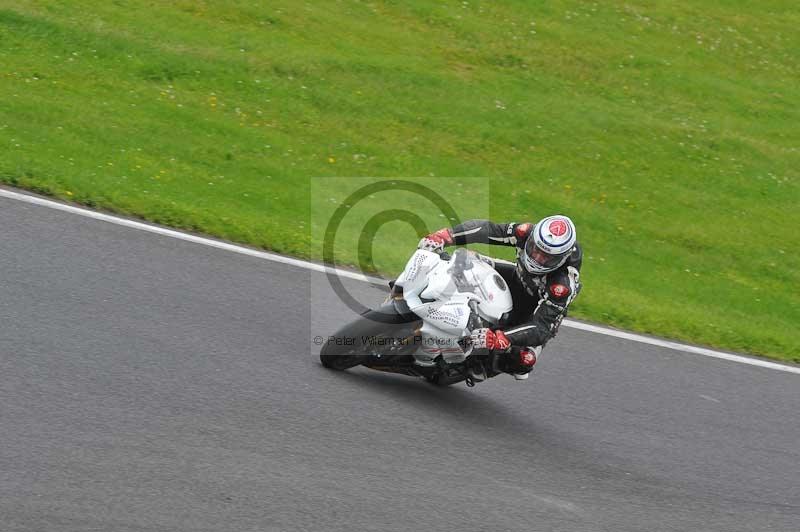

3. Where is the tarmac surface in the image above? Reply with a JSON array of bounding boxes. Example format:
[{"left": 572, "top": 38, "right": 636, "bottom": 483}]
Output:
[{"left": 1, "top": 196, "right": 798, "bottom": 531}]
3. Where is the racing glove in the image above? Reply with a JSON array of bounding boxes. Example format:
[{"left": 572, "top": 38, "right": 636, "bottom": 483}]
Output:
[
  {"left": 418, "top": 228, "right": 453, "bottom": 253},
  {"left": 470, "top": 328, "right": 511, "bottom": 351}
]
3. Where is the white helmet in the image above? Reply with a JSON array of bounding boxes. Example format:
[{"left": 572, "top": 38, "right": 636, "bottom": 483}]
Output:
[{"left": 520, "top": 215, "right": 577, "bottom": 274}]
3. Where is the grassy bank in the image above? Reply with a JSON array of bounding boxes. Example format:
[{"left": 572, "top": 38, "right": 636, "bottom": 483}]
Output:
[{"left": 1, "top": 1, "right": 798, "bottom": 361}]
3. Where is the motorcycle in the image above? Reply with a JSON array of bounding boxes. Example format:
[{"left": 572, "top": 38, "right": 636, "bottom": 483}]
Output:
[{"left": 320, "top": 247, "right": 528, "bottom": 387}]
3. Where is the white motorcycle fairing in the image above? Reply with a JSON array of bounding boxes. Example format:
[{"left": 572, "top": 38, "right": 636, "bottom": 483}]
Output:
[{"left": 394, "top": 249, "right": 513, "bottom": 366}]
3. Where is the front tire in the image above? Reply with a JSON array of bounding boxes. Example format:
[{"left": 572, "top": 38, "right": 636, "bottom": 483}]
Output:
[
  {"left": 320, "top": 303, "right": 420, "bottom": 371},
  {"left": 320, "top": 335, "right": 368, "bottom": 370}
]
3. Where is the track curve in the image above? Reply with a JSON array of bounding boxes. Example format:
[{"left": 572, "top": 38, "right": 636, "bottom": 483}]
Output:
[{"left": 1, "top": 195, "right": 798, "bottom": 531}]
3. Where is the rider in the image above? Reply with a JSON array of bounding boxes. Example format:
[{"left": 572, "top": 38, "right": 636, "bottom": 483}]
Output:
[{"left": 418, "top": 215, "right": 582, "bottom": 379}]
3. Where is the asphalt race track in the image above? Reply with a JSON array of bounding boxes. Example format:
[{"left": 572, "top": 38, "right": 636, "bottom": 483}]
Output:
[{"left": 1, "top": 193, "right": 798, "bottom": 532}]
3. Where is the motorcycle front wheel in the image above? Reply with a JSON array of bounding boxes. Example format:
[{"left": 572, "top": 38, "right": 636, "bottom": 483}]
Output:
[{"left": 320, "top": 303, "right": 420, "bottom": 371}]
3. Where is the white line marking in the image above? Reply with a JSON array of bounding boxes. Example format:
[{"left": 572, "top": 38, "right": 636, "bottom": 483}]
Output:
[
  {"left": 0, "top": 188, "right": 376, "bottom": 283},
  {"left": 2, "top": 187, "right": 798, "bottom": 375},
  {"left": 563, "top": 320, "right": 798, "bottom": 373},
  {"left": 699, "top": 394, "right": 721, "bottom": 403}
]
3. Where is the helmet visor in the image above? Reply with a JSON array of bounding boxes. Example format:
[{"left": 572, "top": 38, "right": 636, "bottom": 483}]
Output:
[{"left": 523, "top": 237, "right": 567, "bottom": 272}]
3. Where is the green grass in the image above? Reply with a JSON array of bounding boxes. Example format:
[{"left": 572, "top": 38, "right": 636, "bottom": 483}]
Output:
[{"left": 1, "top": 1, "right": 798, "bottom": 362}]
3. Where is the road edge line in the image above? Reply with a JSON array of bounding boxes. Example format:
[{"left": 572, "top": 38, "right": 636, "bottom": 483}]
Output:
[{"left": 2, "top": 186, "right": 797, "bottom": 375}]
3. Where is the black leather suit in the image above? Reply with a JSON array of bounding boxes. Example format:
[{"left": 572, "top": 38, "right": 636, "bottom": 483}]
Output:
[{"left": 446, "top": 219, "right": 583, "bottom": 349}]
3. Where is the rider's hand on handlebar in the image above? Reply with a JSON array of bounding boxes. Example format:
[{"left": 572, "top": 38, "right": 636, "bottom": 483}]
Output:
[
  {"left": 470, "top": 328, "right": 511, "bottom": 351},
  {"left": 418, "top": 228, "right": 453, "bottom": 253}
]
